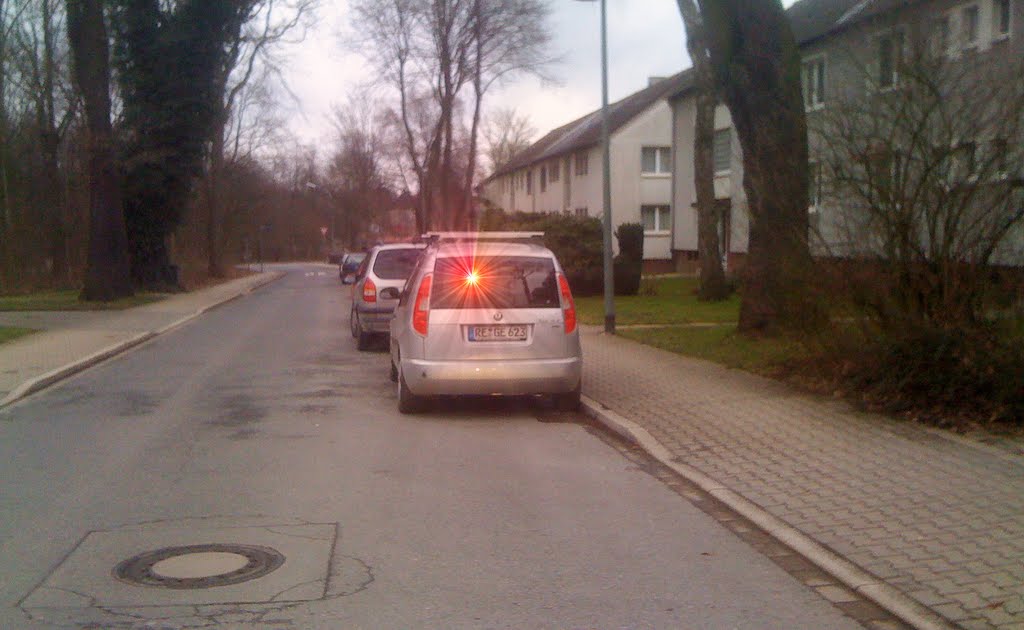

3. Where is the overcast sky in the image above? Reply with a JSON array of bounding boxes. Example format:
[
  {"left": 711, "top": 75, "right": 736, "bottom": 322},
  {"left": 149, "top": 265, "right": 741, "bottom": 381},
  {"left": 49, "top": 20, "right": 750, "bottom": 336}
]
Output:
[{"left": 283, "top": 0, "right": 691, "bottom": 153}]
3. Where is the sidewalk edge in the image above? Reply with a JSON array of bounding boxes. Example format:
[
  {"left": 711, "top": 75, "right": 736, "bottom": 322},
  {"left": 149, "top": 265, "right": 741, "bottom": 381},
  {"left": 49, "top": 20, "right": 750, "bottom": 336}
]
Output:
[
  {"left": 580, "top": 395, "right": 957, "bottom": 630},
  {"left": 0, "top": 271, "right": 284, "bottom": 410},
  {"left": 0, "top": 331, "right": 155, "bottom": 408}
]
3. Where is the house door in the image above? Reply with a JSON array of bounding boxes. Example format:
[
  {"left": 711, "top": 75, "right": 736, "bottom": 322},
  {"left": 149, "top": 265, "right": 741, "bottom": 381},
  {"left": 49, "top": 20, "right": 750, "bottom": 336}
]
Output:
[{"left": 716, "top": 198, "right": 731, "bottom": 270}]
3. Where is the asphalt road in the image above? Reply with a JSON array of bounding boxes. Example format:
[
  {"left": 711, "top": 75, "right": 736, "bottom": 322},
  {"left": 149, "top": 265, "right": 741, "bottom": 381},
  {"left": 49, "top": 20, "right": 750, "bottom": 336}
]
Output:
[{"left": 0, "top": 264, "right": 863, "bottom": 629}]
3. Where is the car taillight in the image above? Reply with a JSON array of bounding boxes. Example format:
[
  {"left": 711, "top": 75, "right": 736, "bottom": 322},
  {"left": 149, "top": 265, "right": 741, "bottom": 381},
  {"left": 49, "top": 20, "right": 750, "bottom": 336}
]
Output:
[
  {"left": 362, "top": 278, "right": 377, "bottom": 303},
  {"left": 413, "top": 274, "right": 432, "bottom": 336},
  {"left": 557, "top": 273, "right": 576, "bottom": 333}
]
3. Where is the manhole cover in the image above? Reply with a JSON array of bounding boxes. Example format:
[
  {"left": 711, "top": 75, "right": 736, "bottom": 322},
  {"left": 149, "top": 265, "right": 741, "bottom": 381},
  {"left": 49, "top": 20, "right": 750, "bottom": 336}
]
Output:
[{"left": 114, "top": 544, "right": 285, "bottom": 589}]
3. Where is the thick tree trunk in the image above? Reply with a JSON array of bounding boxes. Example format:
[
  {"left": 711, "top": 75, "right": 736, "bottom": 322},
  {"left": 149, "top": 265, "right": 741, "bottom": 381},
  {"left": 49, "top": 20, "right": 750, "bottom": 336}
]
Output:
[
  {"left": 676, "top": 0, "right": 729, "bottom": 301},
  {"left": 696, "top": 0, "right": 818, "bottom": 333},
  {"left": 68, "top": 0, "right": 133, "bottom": 301},
  {"left": 205, "top": 112, "right": 227, "bottom": 278}
]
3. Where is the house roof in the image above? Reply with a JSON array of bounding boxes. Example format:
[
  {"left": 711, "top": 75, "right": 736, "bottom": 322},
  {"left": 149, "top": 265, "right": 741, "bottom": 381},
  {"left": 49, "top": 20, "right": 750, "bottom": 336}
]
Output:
[
  {"left": 488, "top": 70, "right": 694, "bottom": 180},
  {"left": 489, "top": 0, "right": 914, "bottom": 183}
]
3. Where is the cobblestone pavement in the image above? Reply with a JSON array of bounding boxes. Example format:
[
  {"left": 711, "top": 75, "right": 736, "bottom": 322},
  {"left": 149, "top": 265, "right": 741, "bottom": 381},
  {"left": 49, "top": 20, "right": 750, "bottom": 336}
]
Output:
[{"left": 581, "top": 328, "right": 1024, "bottom": 630}]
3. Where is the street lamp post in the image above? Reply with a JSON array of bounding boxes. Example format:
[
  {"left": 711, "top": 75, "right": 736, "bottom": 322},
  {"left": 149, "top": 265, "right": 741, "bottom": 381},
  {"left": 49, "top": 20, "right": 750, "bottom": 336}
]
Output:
[{"left": 577, "top": 0, "right": 615, "bottom": 333}]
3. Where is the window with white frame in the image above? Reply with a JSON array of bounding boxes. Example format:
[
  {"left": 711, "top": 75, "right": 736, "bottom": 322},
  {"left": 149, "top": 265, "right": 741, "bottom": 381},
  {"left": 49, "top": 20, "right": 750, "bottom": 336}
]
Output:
[
  {"left": 713, "top": 129, "right": 731, "bottom": 174},
  {"left": 526, "top": 169, "right": 533, "bottom": 194},
  {"left": 549, "top": 160, "right": 560, "bottom": 183},
  {"left": 540, "top": 165, "right": 547, "bottom": 192},
  {"left": 994, "top": 0, "right": 1012, "bottom": 38},
  {"left": 802, "top": 56, "right": 826, "bottom": 109},
  {"left": 574, "top": 151, "right": 589, "bottom": 176},
  {"left": 641, "top": 205, "right": 671, "bottom": 232},
  {"left": 876, "top": 29, "right": 905, "bottom": 89},
  {"left": 808, "top": 161, "right": 823, "bottom": 211},
  {"left": 962, "top": 4, "right": 981, "bottom": 48},
  {"left": 641, "top": 147, "right": 671, "bottom": 174},
  {"left": 931, "top": 15, "right": 951, "bottom": 56}
]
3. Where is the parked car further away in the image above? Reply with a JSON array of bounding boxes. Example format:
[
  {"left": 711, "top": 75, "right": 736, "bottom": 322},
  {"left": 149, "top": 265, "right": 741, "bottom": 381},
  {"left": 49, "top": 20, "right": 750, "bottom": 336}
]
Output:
[
  {"left": 350, "top": 243, "right": 426, "bottom": 351},
  {"left": 389, "top": 232, "right": 583, "bottom": 414},
  {"left": 339, "top": 252, "right": 366, "bottom": 284}
]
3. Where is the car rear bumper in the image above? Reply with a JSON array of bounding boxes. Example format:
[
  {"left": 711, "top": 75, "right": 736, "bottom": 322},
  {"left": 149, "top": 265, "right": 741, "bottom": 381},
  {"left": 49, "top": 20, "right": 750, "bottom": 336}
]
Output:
[
  {"left": 402, "top": 356, "right": 582, "bottom": 396},
  {"left": 356, "top": 305, "right": 394, "bottom": 333}
]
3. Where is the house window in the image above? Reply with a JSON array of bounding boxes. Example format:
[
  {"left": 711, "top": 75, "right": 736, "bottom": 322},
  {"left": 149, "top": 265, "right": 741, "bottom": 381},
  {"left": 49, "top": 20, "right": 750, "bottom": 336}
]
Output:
[
  {"left": 713, "top": 129, "right": 731, "bottom": 174},
  {"left": 809, "top": 161, "right": 823, "bottom": 210},
  {"left": 641, "top": 146, "right": 671, "bottom": 174},
  {"left": 962, "top": 5, "right": 981, "bottom": 48},
  {"left": 575, "top": 152, "right": 589, "bottom": 176},
  {"left": 931, "top": 15, "right": 951, "bottom": 56},
  {"left": 641, "top": 205, "right": 671, "bottom": 232},
  {"left": 574, "top": 207, "right": 588, "bottom": 217},
  {"left": 526, "top": 169, "right": 533, "bottom": 194},
  {"left": 540, "top": 166, "right": 547, "bottom": 193},
  {"left": 993, "top": 138, "right": 1009, "bottom": 177},
  {"left": 994, "top": 0, "right": 1011, "bottom": 38},
  {"left": 549, "top": 160, "right": 560, "bottom": 183},
  {"left": 951, "top": 140, "right": 978, "bottom": 182},
  {"left": 802, "top": 56, "right": 826, "bottom": 109},
  {"left": 876, "top": 29, "right": 904, "bottom": 89}
]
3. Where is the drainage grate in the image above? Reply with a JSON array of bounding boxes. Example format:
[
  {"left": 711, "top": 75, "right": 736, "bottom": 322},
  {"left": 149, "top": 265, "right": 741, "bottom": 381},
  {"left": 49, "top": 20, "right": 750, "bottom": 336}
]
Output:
[{"left": 114, "top": 543, "right": 285, "bottom": 589}]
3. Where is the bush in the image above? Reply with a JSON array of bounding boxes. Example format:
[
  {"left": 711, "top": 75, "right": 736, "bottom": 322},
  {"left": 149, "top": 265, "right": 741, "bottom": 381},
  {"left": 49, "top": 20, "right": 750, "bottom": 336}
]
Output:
[
  {"left": 847, "top": 325, "right": 1024, "bottom": 425},
  {"left": 613, "top": 222, "right": 644, "bottom": 296}
]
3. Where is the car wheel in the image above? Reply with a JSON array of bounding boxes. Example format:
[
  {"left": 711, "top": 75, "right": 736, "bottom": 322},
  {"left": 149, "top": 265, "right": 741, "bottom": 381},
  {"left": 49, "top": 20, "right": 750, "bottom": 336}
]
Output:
[
  {"left": 397, "top": 363, "right": 425, "bottom": 414},
  {"left": 553, "top": 383, "right": 581, "bottom": 412},
  {"left": 350, "top": 308, "right": 359, "bottom": 339},
  {"left": 356, "top": 329, "right": 372, "bottom": 351},
  {"left": 390, "top": 358, "right": 398, "bottom": 383}
]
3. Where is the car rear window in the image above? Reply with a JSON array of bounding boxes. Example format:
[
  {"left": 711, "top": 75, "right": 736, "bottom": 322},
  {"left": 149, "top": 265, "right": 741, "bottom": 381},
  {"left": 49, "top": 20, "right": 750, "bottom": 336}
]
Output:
[
  {"left": 373, "top": 248, "right": 422, "bottom": 280},
  {"left": 431, "top": 255, "right": 559, "bottom": 309}
]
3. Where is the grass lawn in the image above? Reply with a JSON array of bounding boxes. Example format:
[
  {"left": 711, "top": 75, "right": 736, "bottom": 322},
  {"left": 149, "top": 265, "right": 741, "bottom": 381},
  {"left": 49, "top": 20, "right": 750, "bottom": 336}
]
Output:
[
  {"left": 0, "top": 326, "right": 37, "bottom": 345},
  {"left": 619, "top": 324, "right": 811, "bottom": 375},
  {"left": 575, "top": 276, "right": 740, "bottom": 326},
  {"left": 0, "top": 290, "right": 165, "bottom": 312},
  {"left": 577, "top": 275, "right": 808, "bottom": 374}
]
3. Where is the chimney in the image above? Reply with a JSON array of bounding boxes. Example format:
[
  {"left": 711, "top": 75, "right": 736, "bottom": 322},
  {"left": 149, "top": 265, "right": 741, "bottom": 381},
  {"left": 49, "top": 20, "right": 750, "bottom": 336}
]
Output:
[{"left": 648, "top": 76, "right": 666, "bottom": 86}]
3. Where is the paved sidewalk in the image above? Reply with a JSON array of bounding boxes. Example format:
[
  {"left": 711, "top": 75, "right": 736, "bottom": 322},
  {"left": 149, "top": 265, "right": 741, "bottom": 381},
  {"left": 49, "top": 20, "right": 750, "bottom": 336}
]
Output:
[
  {"left": 580, "top": 327, "right": 1024, "bottom": 630},
  {"left": 0, "top": 271, "right": 282, "bottom": 407}
]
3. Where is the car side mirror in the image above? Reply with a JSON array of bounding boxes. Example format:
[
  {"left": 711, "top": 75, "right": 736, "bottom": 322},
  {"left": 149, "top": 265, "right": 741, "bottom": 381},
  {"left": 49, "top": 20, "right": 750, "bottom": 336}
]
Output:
[{"left": 379, "top": 287, "right": 401, "bottom": 300}]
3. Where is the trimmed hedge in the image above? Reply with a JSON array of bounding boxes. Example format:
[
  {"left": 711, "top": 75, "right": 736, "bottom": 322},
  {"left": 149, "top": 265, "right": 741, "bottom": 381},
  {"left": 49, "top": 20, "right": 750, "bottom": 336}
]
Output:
[
  {"left": 614, "top": 223, "right": 644, "bottom": 296},
  {"left": 479, "top": 210, "right": 604, "bottom": 296}
]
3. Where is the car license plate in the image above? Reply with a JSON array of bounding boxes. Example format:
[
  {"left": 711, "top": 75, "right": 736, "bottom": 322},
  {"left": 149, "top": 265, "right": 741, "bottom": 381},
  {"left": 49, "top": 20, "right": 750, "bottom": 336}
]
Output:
[{"left": 468, "top": 324, "right": 528, "bottom": 341}]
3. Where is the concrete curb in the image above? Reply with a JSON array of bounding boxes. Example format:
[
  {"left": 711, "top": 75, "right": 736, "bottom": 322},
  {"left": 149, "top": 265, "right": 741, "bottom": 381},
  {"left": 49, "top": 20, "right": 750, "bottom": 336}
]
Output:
[
  {"left": 580, "top": 395, "right": 957, "bottom": 630},
  {"left": 0, "top": 332, "right": 156, "bottom": 409},
  {"left": 0, "top": 271, "right": 284, "bottom": 410}
]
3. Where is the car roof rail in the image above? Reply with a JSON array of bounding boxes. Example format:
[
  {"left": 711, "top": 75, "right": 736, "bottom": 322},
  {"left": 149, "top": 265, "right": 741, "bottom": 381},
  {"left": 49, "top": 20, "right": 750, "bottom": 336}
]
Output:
[{"left": 421, "top": 231, "right": 545, "bottom": 245}]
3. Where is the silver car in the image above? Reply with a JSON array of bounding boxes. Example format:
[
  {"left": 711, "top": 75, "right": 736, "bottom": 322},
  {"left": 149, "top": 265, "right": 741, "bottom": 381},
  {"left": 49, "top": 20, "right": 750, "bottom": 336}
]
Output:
[
  {"left": 389, "top": 232, "right": 583, "bottom": 413},
  {"left": 350, "top": 243, "right": 425, "bottom": 351}
]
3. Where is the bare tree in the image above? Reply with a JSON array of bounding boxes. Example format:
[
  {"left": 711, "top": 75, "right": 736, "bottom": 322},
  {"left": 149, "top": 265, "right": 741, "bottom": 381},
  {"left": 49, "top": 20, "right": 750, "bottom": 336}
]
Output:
[
  {"left": 350, "top": 0, "right": 552, "bottom": 232},
  {"left": 13, "top": 0, "right": 77, "bottom": 283},
  {"left": 815, "top": 46, "right": 1024, "bottom": 330},
  {"left": 203, "top": 0, "right": 317, "bottom": 277},
  {"left": 696, "top": 0, "right": 817, "bottom": 333},
  {"left": 675, "top": 0, "right": 729, "bottom": 301},
  {"left": 67, "top": 0, "right": 132, "bottom": 300},
  {"left": 328, "top": 93, "right": 391, "bottom": 248},
  {"left": 482, "top": 107, "right": 535, "bottom": 175}
]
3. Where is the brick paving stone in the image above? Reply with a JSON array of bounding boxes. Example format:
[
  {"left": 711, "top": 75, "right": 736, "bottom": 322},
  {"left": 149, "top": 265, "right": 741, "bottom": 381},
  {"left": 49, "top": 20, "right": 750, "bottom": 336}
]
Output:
[{"left": 581, "top": 329, "right": 1024, "bottom": 629}]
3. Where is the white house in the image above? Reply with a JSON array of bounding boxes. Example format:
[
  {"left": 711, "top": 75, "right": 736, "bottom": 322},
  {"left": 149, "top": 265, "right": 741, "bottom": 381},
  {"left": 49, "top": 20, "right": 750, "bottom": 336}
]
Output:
[
  {"left": 481, "top": 73, "right": 692, "bottom": 271},
  {"left": 669, "top": 0, "right": 1023, "bottom": 272}
]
